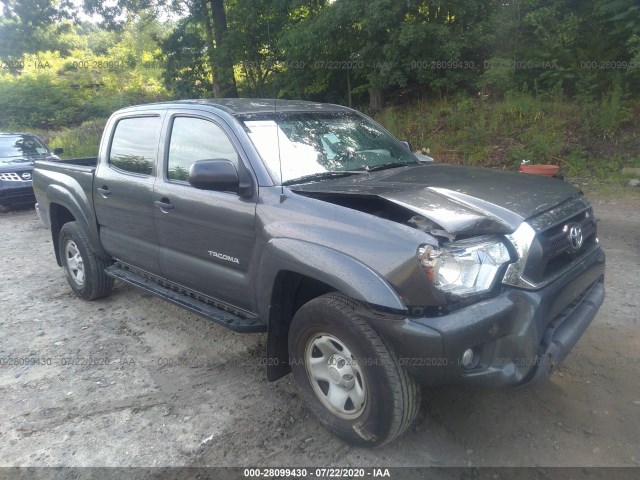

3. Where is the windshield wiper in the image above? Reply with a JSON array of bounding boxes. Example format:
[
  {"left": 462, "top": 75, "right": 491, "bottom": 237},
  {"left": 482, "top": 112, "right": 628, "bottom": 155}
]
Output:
[
  {"left": 364, "top": 162, "right": 414, "bottom": 172},
  {"left": 282, "top": 162, "right": 414, "bottom": 185},
  {"left": 282, "top": 170, "right": 364, "bottom": 186}
]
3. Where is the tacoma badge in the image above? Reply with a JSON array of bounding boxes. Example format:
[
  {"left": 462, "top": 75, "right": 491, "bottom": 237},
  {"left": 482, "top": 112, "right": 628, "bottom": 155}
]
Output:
[{"left": 208, "top": 251, "right": 240, "bottom": 264}]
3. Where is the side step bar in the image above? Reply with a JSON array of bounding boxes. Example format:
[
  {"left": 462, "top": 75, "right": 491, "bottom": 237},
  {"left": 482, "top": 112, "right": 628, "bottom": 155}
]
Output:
[{"left": 104, "top": 264, "right": 266, "bottom": 333}]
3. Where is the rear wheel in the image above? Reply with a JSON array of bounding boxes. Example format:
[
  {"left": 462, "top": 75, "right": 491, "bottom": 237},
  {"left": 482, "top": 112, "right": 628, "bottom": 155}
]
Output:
[
  {"left": 59, "top": 222, "right": 113, "bottom": 300},
  {"left": 288, "top": 293, "right": 420, "bottom": 447}
]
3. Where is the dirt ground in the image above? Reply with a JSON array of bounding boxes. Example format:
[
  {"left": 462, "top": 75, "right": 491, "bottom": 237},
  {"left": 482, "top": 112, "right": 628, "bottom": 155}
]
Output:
[{"left": 1, "top": 192, "right": 639, "bottom": 469}]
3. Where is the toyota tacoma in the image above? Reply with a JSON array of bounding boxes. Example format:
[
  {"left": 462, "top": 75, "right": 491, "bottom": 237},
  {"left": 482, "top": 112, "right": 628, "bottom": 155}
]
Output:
[{"left": 32, "top": 99, "right": 605, "bottom": 446}]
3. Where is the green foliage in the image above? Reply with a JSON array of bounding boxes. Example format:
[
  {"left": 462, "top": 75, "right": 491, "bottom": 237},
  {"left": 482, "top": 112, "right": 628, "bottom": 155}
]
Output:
[
  {"left": 0, "top": 0, "right": 74, "bottom": 58},
  {"left": 585, "top": 80, "right": 633, "bottom": 139},
  {"left": 225, "top": 0, "right": 292, "bottom": 96},
  {"left": 161, "top": 19, "right": 214, "bottom": 99},
  {"left": 479, "top": 57, "right": 517, "bottom": 96},
  {"left": 45, "top": 119, "right": 107, "bottom": 158},
  {"left": 373, "top": 93, "right": 640, "bottom": 178},
  {"left": 0, "top": 15, "right": 170, "bottom": 129},
  {"left": 274, "top": 0, "right": 640, "bottom": 106},
  {"left": 0, "top": 66, "right": 78, "bottom": 128}
]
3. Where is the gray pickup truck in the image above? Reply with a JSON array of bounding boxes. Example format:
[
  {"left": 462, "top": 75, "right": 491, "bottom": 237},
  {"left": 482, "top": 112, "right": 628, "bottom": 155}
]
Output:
[{"left": 33, "top": 99, "right": 605, "bottom": 446}]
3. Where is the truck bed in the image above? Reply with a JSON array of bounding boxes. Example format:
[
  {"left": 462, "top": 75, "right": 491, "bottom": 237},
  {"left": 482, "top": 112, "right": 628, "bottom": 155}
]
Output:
[
  {"left": 54, "top": 157, "right": 98, "bottom": 167},
  {"left": 32, "top": 158, "right": 98, "bottom": 232},
  {"left": 34, "top": 157, "right": 97, "bottom": 174}
]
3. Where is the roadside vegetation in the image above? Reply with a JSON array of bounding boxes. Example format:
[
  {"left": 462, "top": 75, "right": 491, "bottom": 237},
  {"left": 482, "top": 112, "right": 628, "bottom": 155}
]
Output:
[
  {"left": 1, "top": 0, "right": 639, "bottom": 184},
  {"left": 374, "top": 91, "right": 640, "bottom": 180}
]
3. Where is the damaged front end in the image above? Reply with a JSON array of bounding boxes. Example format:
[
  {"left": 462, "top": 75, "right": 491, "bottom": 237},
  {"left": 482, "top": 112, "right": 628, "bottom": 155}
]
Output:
[
  {"left": 289, "top": 164, "right": 588, "bottom": 312},
  {"left": 290, "top": 189, "right": 515, "bottom": 310}
]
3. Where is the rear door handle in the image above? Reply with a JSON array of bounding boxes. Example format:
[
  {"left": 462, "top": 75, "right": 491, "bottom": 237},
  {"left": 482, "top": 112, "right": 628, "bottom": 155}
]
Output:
[
  {"left": 97, "top": 186, "right": 111, "bottom": 197},
  {"left": 154, "top": 199, "right": 174, "bottom": 211}
]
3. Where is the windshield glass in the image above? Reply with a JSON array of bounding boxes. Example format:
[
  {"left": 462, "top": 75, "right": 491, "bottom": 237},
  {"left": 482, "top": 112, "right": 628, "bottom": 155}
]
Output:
[
  {"left": 0, "top": 135, "right": 49, "bottom": 161},
  {"left": 240, "top": 112, "right": 417, "bottom": 184}
]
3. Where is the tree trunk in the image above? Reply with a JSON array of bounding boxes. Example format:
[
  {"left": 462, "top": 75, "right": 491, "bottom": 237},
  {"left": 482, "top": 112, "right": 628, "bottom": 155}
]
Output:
[
  {"left": 202, "top": 6, "right": 219, "bottom": 96},
  {"left": 368, "top": 87, "right": 384, "bottom": 111},
  {"left": 347, "top": 71, "right": 352, "bottom": 108},
  {"left": 208, "top": 0, "right": 238, "bottom": 98}
]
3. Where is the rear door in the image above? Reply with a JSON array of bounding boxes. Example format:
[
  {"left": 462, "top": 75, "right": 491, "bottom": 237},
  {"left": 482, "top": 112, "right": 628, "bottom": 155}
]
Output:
[
  {"left": 153, "top": 111, "right": 258, "bottom": 313},
  {"left": 94, "top": 112, "right": 164, "bottom": 274}
]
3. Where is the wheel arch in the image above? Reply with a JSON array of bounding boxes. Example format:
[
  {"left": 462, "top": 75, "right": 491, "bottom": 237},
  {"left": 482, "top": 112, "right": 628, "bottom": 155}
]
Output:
[
  {"left": 50, "top": 203, "right": 76, "bottom": 266},
  {"left": 265, "top": 271, "right": 335, "bottom": 381},
  {"left": 258, "top": 238, "right": 407, "bottom": 381},
  {"left": 46, "top": 184, "right": 108, "bottom": 265}
]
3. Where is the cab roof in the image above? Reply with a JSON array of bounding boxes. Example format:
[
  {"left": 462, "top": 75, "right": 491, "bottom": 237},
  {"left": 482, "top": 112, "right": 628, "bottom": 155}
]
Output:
[{"left": 117, "top": 98, "right": 352, "bottom": 116}]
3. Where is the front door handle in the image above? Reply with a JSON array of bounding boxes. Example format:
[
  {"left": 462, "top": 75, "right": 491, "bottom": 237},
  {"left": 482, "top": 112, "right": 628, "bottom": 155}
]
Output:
[
  {"left": 154, "top": 199, "right": 174, "bottom": 212},
  {"left": 97, "top": 186, "right": 111, "bottom": 197}
]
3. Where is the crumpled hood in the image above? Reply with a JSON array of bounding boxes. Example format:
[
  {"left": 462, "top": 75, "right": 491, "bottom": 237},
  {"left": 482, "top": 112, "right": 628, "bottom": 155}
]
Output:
[{"left": 290, "top": 164, "right": 582, "bottom": 234}]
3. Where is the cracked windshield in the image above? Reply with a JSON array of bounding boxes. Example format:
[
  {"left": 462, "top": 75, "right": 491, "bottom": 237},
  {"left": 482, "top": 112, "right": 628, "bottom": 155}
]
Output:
[{"left": 241, "top": 112, "right": 417, "bottom": 184}]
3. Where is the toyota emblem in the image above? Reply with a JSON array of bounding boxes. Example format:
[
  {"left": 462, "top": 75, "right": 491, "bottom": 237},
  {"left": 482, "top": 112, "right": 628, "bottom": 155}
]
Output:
[
  {"left": 568, "top": 225, "right": 584, "bottom": 251},
  {"left": 21, "top": 172, "right": 32, "bottom": 180}
]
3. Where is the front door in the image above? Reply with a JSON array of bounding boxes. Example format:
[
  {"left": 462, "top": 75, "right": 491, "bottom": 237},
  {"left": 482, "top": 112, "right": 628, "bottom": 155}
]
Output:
[
  {"left": 94, "top": 113, "right": 164, "bottom": 275},
  {"left": 153, "top": 113, "right": 258, "bottom": 313}
]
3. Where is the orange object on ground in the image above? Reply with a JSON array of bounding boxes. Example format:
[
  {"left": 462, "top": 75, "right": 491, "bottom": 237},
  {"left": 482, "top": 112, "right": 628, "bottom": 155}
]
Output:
[{"left": 518, "top": 164, "right": 560, "bottom": 176}]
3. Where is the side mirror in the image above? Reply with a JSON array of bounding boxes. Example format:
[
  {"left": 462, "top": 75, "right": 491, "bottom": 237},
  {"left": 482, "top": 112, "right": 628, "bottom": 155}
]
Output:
[
  {"left": 188, "top": 159, "right": 253, "bottom": 198},
  {"left": 53, "top": 147, "right": 63, "bottom": 155},
  {"left": 399, "top": 140, "right": 412, "bottom": 152},
  {"left": 414, "top": 152, "right": 435, "bottom": 163}
]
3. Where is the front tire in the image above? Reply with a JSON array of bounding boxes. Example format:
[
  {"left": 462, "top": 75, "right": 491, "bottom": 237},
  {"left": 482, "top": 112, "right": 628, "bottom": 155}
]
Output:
[
  {"left": 288, "top": 293, "right": 420, "bottom": 447},
  {"left": 59, "top": 221, "right": 113, "bottom": 300}
]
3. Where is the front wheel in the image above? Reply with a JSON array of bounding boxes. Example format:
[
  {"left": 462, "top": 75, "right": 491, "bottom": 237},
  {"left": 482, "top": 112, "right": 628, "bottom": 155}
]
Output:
[
  {"left": 58, "top": 221, "right": 113, "bottom": 300},
  {"left": 288, "top": 293, "right": 420, "bottom": 447}
]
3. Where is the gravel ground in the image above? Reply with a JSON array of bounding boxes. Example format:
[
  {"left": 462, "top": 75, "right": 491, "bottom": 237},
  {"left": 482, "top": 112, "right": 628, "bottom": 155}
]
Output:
[{"left": 0, "top": 193, "right": 639, "bottom": 469}]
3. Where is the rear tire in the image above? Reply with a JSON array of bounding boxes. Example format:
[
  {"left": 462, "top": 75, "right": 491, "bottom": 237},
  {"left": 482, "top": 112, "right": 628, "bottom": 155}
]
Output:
[
  {"left": 59, "top": 221, "right": 113, "bottom": 300},
  {"left": 288, "top": 293, "right": 420, "bottom": 447}
]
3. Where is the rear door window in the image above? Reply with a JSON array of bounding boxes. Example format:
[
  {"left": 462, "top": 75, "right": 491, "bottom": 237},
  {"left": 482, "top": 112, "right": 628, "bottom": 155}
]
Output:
[{"left": 109, "top": 116, "right": 161, "bottom": 175}]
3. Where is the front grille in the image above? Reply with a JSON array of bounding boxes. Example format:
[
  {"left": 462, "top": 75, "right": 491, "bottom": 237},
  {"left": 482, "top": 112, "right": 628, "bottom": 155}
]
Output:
[
  {"left": 528, "top": 196, "right": 591, "bottom": 231},
  {"left": 503, "top": 195, "right": 601, "bottom": 289},
  {"left": 0, "top": 172, "right": 23, "bottom": 181},
  {"left": 524, "top": 209, "right": 598, "bottom": 283}
]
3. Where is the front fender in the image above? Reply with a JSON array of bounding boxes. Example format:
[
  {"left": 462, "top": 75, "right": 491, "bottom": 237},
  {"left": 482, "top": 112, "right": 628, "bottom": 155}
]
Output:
[{"left": 256, "top": 238, "right": 407, "bottom": 321}]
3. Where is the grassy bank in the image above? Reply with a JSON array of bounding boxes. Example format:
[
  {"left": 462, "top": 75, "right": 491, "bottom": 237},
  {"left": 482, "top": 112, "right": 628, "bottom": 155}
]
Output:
[
  {"left": 35, "top": 119, "right": 106, "bottom": 159},
  {"left": 373, "top": 92, "right": 640, "bottom": 180}
]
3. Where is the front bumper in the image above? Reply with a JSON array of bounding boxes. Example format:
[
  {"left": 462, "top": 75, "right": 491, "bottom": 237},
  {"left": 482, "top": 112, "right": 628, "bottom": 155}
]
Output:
[
  {"left": 0, "top": 182, "right": 35, "bottom": 206},
  {"left": 366, "top": 245, "right": 605, "bottom": 388}
]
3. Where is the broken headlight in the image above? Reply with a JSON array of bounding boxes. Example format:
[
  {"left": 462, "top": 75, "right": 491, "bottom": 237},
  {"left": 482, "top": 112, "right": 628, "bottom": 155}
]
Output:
[{"left": 418, "top": 237, "right": 511, "bottom": 298}]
